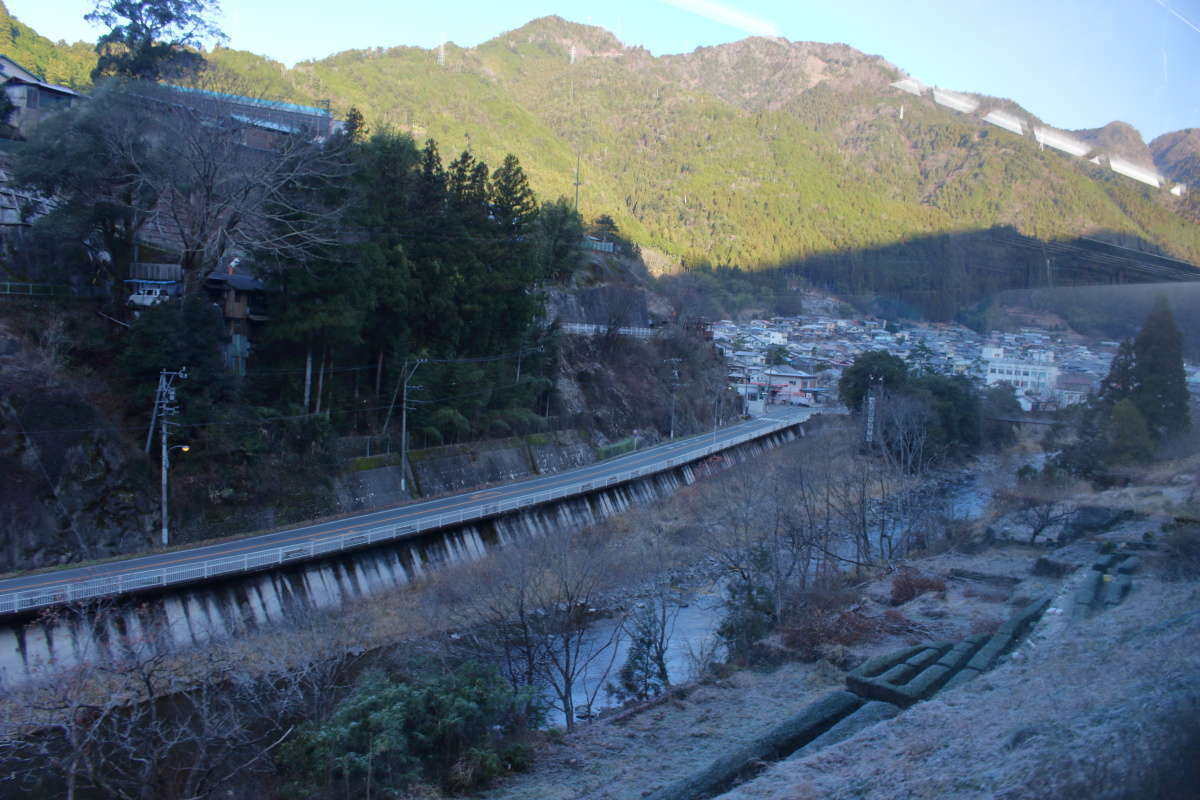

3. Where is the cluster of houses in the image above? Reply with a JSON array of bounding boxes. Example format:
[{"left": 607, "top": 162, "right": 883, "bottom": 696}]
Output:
[
  {"left": 0, "top": 53, "right": 338, "bottom": 374},
  {"left": 712, "top": 307, "right": 1199, "bottom": 413}
]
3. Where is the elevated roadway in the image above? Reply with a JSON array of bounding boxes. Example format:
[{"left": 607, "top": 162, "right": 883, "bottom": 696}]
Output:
[{"left": 0, "top": 408, "right": 813, "bottom": 616}]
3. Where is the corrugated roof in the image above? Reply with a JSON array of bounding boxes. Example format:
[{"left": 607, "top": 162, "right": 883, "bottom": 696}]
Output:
[
  {"left": 166, "top": 84, "right": 330, "bottom": 118},
  {"left": 231, "top": 113, "right": 300, "bottom": 134},
  {"left": 3, "top": 73, "right": 81, "bottom": 97}
]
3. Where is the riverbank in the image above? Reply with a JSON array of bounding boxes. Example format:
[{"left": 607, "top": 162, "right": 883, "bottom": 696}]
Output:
[{"left": 479, "top": 450, "right": 1200, "bottom": 800}]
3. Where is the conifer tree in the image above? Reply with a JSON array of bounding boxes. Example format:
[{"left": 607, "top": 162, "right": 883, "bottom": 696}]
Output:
[
  {"left": 1104, "top": 398, "right": 1154, "bottom": 465},
  {"left": 1132, "top": 296, "right": 1190, "bottom": 438},
  {"left": 1096, "top": 338, "right": 1138, "bottom": 410},
  {"left": 489, "top": 154, "right": 536, "bottom": 238}
]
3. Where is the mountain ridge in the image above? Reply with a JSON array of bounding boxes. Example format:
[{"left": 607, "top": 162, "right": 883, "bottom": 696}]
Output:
[{"left": 4, "top": 9, "right": 1199, "bottom": 269}]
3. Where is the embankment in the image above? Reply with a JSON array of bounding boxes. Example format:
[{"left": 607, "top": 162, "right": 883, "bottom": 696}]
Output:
[{"left": 0, "top": 426, "right": 799, "bottom": 688}]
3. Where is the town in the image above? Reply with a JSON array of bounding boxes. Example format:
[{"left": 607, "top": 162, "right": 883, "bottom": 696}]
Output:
[{"left": 710, "top": 294, "right": 1200, "bottom": 413}]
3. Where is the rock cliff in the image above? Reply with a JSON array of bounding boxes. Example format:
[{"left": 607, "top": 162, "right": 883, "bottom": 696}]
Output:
[{"left": 0, "top": 323, "right": 156, "bottom": 572}]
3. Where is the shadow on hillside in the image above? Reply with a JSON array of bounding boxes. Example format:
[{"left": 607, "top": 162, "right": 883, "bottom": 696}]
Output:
[
  {"left": 784, "top": 225, "right": 1198, "bottom": 322},
  {"left": 662, "top": 225, "right": 1200, "bottom": 353}
]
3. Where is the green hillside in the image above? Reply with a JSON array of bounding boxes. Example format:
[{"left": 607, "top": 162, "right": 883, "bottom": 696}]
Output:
[
  {"left": 0, "top": 1, "right": 93, "bottom": 87},
  {"left": 8, "top": 9, "right": 1200, "bottom": 270},
  {"left": 203, "top": 17, "right": 1198, "bottom": 269}
]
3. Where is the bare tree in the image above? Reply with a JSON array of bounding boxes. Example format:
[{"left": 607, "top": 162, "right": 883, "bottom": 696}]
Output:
[
  {"left": 427, "top": 525, "right": 625, "bottom": 731},
  {"left": 996, "top": 479, "right": 1076, "bottom": 544},
  {"left": 16, "top": 75, "right": 350, "bottom": 290},
  {"left": 0, "top": 603, "right": 300, "bottom": 800},
  {"left": 608, "top": 518, "right": 683, "bottom": 702},
  {"left": 524, "top": 527, "right": 624, "bottom": 729},
  {"left": 120, "top": 77, "right": 350, "bottom": 282},
  {"left": 877, "top": 389, "right": 935, "bottom": 474}
]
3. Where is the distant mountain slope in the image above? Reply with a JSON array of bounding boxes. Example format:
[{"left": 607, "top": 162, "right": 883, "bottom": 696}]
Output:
[
  {"left": 9, "top": 9, "right": 1200, "bottom": 270},
  {"left": 212, "top": 16, "right": 1199, "bottom": 268},
  {"left": 0, "top": 1, "right": 92, "bottom": 87},
  {"left": 1071, "top": 121, "right": 1156, "bottom": 170},
  {"left": 1151, "top": 128, "right": 1200, "bottom": 185}
]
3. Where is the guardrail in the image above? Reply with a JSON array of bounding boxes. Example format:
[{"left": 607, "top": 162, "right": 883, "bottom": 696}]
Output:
[
  {"left": 560, "top": 322, "right": 656, "bottom": 338},
  {"left": 0, "top": 281, "right": 76, "bottom": 297},
  {"left": 0, "top": 417, "right": 800, "bottom": 615}
]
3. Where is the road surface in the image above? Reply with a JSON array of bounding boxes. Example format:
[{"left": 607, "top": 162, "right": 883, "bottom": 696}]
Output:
[{"left": 0, "top": 408, "right": 812, "bottom": 613}]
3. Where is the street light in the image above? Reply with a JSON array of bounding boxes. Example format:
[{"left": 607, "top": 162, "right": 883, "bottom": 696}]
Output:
[{"left": 162, "top": 441, "right": 189, "bottom": 547}]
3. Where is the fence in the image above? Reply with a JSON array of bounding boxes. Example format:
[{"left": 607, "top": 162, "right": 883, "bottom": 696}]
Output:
[
  {"left": 0, "top": 281, "right": 77, "bottom": 297},
  {"left": 560, "top": 322, "right": 655, "bottom": 338},
  {"left": 0, "top": 417, "right": 801, "bottom": 615}
]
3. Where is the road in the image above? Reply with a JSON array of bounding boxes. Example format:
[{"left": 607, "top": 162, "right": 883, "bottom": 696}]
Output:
[{"left": 0, "top": 408, "right": 813, "bottom": 613}]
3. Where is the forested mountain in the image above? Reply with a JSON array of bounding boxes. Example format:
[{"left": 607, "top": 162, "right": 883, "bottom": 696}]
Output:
[
  {"left": 1151, "top": 128, "right": 1200, "bottom": 185},
  {"left": 1071, "top": 121, "right": 1157, "bottom": 170},
  {"left": 0, "top": 2, "right": 92, "bottom": 87},
  {"left": 6, "top": 9, "right": 1199, "bottom": 270}
]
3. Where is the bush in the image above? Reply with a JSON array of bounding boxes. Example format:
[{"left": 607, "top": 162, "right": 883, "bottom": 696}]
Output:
[
  {"left": 890, "top": 567, "right": 947, "bottom": 605},
  {"left": 781, "top": 610, "right": 882, "bottom": 660},
  {"left": 275, "top": 662, "right": 539, "bottom": 798}
]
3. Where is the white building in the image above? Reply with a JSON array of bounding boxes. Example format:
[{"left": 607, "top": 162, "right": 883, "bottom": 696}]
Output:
[{"left": 983, "top": 346, "right": 1059, "bottom": 410}]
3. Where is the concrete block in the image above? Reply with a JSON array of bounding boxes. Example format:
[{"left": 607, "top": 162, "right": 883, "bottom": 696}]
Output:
[
  {"left": 936, "top": 638, "right": 984, "bottom": 670},
  {"left": 1103, "top": 573, "right": 1133, "bottom": 607},
  {"left": 1075, "top": 568, "right": 1099, "bottom": 618},
  {"left": 942, "top": 667, "right": 982, "bottom": 691},
  {"left": 902, "top": 647, "right": 944, "bottom": 672},
  {"left": 966, "top": 632, "right": 1012, "bottom": 672},
  {"left": 1116, "top": 556, "right": 1140, "bottom": 575},
  {"left": 1091, "top": 554, "right": 1120, "bottom": 572},
  {"left": 849, "top": 645, "right": 926, "bottom": 680},
  {"left": 788, "top": 701, "right": 900, "bottom": 760},
  {"left": 878, "top": 661, "right": 920, "bottom": 686},
  {"left": 1032, "top": 556, "right": 1073, "bottom": 577},
  {"left": 999, "top": 594, "right": 1052, "bottom": 637},
  {"left": 644, "top": 691, "right": 862, "bottom": 800},
  {"left": 897, "top": 663, "right": 953, "bottom": 702}
]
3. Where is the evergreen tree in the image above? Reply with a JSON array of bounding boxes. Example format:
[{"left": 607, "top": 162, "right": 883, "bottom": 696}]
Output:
[
  {"left": 342, "top": 106, "right": 367, "bottom": 143},
  {"left": 87, "top": 0, "right": 226, "bottom": 80},
  {"left": 1132, "top": 296, "right": 1190, "bottom": 438},
  {"left": 838, "top": 350, "right": 908, "bottom": 411},
  {"left": 1096, "top": 338, "right": 1138, "bottom": 411},
  {"left": 489, "top": 154, "right": 537, "bottom": 238},
  {"left": 530, "top": 197, "right": 584, "bottom": 282},
  {"left": 1104, "top": 398, "right": 1154, "bottom": 465}
]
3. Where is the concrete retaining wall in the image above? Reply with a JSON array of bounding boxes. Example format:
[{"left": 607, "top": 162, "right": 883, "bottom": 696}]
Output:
[{"left": 0, "top": 428, "right": 796, "bottom": 688}]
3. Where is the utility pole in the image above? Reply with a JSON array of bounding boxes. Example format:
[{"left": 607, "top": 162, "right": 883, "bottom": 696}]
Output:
[
  {"left": 573, "top": 153, "right": 582, "bottom": 211},
  {"left": 667, "top": 358, "right": 682, "bottom": 440},
  {"left": 152, "top": 367, "right": 188, "bottom": 547},
  {"left": 382, "top": 359, "right": 426, "bottom": 495},
  {"left": 864, "top": 374, "right": 881, "bottom": 447},
  {"left": 712, "top": 389, "right": 721, "bottom": 448}
]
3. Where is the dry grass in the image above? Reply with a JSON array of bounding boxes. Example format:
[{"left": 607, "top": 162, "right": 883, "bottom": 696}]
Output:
[
  {"left": 780, "top": 608, "right": 915, "bottom": 662},
  {"left": 717, "top": 576, "right": 1200, "bottom": 800},
  {"left": 890, "top": 567, "right": 947, "bottom": 605}
]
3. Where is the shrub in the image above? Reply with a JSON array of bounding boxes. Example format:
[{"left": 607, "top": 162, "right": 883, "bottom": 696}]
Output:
[
  {"left": 890, "top": 567, "right": 947, "bottom": 605},
  {"left": 781, "top": 610, "right": 883, "bottom": 660},
  {"left": 275, "top": 662, "right": 539, "bottom": 797}
]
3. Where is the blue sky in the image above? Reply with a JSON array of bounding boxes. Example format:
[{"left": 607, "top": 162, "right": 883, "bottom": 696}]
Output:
[{"left": 11, "top": 0, "right": 1200, "bottom": 140}]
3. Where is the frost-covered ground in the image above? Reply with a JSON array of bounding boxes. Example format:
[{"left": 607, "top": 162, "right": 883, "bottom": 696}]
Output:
[
  {"left": 481, "top": 541, "right": 1200, "bottom": 800},
  {"left": 717, "top": 575, "right": 1200, "bottom": 800}
]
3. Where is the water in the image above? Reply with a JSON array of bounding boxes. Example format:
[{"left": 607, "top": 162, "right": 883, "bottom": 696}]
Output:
[{"left": 552, "top": 461, "right": 1013, "bottom": 725}]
